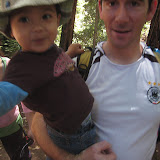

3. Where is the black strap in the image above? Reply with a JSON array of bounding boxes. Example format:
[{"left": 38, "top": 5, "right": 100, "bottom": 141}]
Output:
[
  {"left": 143, "top": 54, "right": 158, "bottom": 62},
  {"left": 93, "top": 49, "right": 104, "bottom": 64},
  {"left": 143, "top": 46, "right": 159, "bottom": 63}
]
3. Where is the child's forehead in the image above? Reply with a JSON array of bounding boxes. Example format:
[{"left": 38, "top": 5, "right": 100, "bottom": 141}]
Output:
[{"left": 11, "top": 5, "right": 56, "bottom": 15}]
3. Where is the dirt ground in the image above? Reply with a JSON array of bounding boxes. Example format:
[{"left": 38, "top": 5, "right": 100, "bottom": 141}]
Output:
[
  {"left": 1, "top": 110, "right": 160, "bottom": 160},
  {"left": 0, "top": 139, "right": 46, "bottom": 160}
]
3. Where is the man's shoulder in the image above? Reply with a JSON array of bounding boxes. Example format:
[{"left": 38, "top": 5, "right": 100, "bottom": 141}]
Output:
[{"left": 142, "top": 43, "right": 160, "bottom": 63}]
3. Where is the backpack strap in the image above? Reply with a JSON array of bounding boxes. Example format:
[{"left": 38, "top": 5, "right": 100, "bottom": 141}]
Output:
[
  {"left": 143, "top": 46, "right": 160, "bottom": 63},
  {"left": 92, "top": 48, "right": 104, "bottom": 64},
  {"left": 77, "top": 47, "right": 95, "bottom": 81},
  {"left": 77, "top": 46, "right": 104, "bottom": 81},
  {"left": 152, "top": 48, "right": 160, "bottom": 63}
]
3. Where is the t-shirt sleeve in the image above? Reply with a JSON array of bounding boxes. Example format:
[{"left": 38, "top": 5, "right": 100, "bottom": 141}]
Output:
[{"left": 3, "top": 53, "right": 51, "bottom": 95}]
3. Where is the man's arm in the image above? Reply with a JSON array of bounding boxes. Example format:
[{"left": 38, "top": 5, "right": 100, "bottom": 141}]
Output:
[
  {"left": 21, "top": 102, "right": 35, "bottom": 139},
  {"left": 31, "top": 112, "right": 116, "bottom": 160},
  {"left": 24, "top": 111, "right": 35, "bottom": 139}
]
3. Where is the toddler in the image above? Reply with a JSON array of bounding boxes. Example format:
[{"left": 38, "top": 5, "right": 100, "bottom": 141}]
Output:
[{"left": 0, "top": 0, "right": 96, "bottom": 159}]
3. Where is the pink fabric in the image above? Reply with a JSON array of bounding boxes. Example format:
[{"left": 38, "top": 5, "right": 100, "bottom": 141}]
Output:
[
  {"left": 21, "top": 102, "right": 32, "bottom": 113},
  {"left": 0, "top": 57, "right": 19, "bottom": 128},
  {"left": 0, "top": 106, "right": 19, "bottom": 127}
]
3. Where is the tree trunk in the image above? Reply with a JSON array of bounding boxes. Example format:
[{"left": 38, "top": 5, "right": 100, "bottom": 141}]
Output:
[
  {"left": 93, "top": 3, "right": 99, "bottom": 48},
  {"left": 60, "top": 0, "right": 77, "bottom": 51},
  {"left": 147, "top": 3, "right": 160, "bottom": 49}
]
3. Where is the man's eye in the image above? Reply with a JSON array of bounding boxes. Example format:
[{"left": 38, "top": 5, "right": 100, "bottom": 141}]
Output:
[
  {"left": 131, "top": 1, "right": 138, "bottom": 6},
  {"left": 109, "top": 1, "right": 116, "bottom": 6},
  {"left": 19, "top": 17, "right": 29, "bottom": 23},
  {"left": 42, "top": 14, "right": 52, "bottom": 20}
]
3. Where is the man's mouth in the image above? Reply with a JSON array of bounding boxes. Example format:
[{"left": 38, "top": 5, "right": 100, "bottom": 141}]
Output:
[{"left": 114, "top": 29, "right": 131, "bottom": 34}]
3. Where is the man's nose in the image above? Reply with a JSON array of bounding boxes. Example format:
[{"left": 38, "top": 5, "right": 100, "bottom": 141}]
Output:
[{"left": 115, "top": 5, "right": 129, "bottom": 24}]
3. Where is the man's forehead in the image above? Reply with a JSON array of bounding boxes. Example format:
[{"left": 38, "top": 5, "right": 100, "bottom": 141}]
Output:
[{"left": 102, "top": 0, "right": 145, "bottom": 2}]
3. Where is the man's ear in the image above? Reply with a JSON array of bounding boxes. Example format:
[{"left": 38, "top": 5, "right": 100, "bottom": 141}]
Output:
[
  {"left": 57, "top": 14, "right": 61, "bottom": 26},
  {"left": 146, "top": 0, "right": 158, "bottom": 21},
  {"left": 98, "top": 0, "right": 103, "bottom": 19}
]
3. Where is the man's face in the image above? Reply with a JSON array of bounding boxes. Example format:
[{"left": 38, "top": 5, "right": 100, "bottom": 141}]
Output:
[{"left": 99, "top": 0, "right": 156, "bottom": 49}]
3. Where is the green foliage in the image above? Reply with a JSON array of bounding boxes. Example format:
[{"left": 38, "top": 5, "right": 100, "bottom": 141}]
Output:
[
  {"left": 55, "top": 26, "right": 62, "bottom": 47},
  {"left": 0, "top": 0, "right": 151, "bottom": 54},
  {"left": 72, "top": 0, "right": 150, "bottom": 48},
  {"left": 141, "top": 21, "right": 151, "bottom": 42},
  {"left": 73, "top": 0, "right": 106, "bottom": 48},
  {"left": 0, "top": 33, "right": 20, "bottom": 58}
]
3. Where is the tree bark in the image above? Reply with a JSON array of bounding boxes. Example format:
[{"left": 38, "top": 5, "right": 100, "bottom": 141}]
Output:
[
  {"left": 93, "top": 3, "right": 99, "bottom": 48},
  {"left": 60, "top": 0, "right": 77, "bottom": 51},
  {"left": 147, "top": 3, "right": 160, "bottom": 49}
]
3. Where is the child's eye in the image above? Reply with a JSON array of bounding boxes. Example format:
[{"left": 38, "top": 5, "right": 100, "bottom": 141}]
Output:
[
  {"left": 19, "top": 17, "right": 29, "bottom": 23},
  {"left": 42, "top": 14, "right": 52, "bottom": 20}
]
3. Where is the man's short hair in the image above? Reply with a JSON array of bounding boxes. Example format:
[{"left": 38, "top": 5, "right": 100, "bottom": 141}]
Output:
[{"left": 100, "top": 0, "right": 153, "bottom": 9}]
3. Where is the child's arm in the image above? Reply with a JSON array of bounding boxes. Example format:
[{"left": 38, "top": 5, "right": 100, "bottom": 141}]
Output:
[
  {"left": 0, "top": 82, "right": 28, "bottom": 116},
  {"left": 66, "top": 43, "right": 84, "bottom": 58}
]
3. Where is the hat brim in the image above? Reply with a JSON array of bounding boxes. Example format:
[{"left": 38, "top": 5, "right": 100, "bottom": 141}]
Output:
[{"left": 0, "top": 0, "right": 74, "bottom": 38}]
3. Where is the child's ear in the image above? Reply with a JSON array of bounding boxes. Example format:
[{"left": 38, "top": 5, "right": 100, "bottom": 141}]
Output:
[
  {"left": 10, "top": 31, "right": 14, "bottom": 39},
  {"left": 146, "top": 0, "right": 158, "bottom": 21}
]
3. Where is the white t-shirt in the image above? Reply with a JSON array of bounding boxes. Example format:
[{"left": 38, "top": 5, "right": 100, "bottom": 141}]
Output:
[{"left": 86, "top": 42, "right": 160, "bottom": 160}]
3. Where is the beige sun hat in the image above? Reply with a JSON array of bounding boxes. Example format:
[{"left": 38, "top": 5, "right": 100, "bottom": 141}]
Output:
[{"left": 0, "top": 0, "right": 74, "bottom": 38}]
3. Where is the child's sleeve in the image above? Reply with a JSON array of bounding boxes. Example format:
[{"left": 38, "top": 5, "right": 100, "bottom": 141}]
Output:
[
  {"left": 3, "top": 53, "right": 51, "bottom": 95},
  {"left": 0, "top": 81, "right": 28, "bottom": 116}
]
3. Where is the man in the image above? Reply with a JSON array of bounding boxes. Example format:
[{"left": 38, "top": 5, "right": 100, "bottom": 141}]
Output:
[{"left": 32, "top": 0, "right": 159, "bottom": 159}]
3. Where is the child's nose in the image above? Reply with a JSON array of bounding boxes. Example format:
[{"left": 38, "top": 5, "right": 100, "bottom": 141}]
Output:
[{"left": 31, "top": 20, "right": 44, "bottom": 32}]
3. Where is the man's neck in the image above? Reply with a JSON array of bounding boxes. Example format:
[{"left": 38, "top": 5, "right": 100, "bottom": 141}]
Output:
[{"left": 102, "top": 41, "right": 143, "bottom": 65}]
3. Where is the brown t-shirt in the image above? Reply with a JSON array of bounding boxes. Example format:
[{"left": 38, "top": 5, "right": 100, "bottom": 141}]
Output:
[{"left": 3, "top": 45, "right": 94, "bottom": 134}]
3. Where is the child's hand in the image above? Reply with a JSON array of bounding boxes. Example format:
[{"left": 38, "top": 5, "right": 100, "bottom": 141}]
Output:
[{"left": 66, "top": 43, "right": 84, "bottom": 58}]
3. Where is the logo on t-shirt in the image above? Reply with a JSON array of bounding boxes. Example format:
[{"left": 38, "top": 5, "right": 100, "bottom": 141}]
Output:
[
  {"left": 54, "top": 52, "right": 75, "bottom": 77},
  {"left": 147, "top": 86, "right": 160, "bottom": 104}
]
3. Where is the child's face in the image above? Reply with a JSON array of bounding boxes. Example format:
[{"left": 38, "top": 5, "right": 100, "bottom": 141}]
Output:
[{"left": 10, "top": 5, "right": 60, "bottom": 53}]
